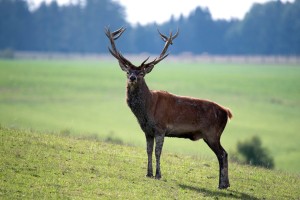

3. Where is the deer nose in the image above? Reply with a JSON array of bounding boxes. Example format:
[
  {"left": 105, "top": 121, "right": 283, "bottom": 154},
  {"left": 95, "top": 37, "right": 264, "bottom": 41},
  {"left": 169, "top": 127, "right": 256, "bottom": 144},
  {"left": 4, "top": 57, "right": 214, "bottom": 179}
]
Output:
[{"left": 129, "top": 75, "right": 136, "bottom": 82}]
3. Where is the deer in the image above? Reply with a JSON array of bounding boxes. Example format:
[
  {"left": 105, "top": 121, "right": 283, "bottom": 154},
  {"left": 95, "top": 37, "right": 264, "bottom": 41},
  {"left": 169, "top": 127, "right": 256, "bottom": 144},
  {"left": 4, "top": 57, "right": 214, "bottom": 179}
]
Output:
[{"left": 105, "top": 27, "right": 232, "bottom": 189}]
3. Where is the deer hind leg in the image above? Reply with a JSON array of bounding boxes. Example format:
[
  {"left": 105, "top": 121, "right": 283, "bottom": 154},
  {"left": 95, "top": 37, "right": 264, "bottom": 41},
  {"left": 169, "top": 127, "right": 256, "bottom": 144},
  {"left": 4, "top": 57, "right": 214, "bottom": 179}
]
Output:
[
  {"left": 204, "top": 137, "right": 230, "bottom": 189},
  {"left": 154, "top": 134, "right": 165, "bottom": 179},
  {"left": 146, "top": 135, "right": 154, "bottom": 178}
]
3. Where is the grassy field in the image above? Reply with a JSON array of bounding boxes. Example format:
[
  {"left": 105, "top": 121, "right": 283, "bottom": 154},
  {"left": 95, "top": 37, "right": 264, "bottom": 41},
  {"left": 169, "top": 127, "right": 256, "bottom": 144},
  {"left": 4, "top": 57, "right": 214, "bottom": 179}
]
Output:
[
  {"left": 1, "top": 127, "right": 299, "bottom": 199},
  {"left": 0, "top": 59, "right": 299, "bottom": 173}
]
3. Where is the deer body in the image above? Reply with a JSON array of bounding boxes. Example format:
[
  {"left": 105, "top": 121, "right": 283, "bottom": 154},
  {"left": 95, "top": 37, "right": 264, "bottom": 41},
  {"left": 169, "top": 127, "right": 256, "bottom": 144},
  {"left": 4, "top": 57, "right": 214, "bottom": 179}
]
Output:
[
  {"left": 106, "top": 27, "right": 232, "bottom": 189},
  {"left": 127, "top": 80, "right": 231, "bottom": 141}
]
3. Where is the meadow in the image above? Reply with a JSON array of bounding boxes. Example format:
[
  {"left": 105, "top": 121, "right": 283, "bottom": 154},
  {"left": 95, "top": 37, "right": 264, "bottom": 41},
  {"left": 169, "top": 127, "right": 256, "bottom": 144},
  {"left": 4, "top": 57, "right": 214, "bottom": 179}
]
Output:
[
  {"left": 1, "top": 127, "right": 300, "bottom": 199},
  {"left": 0, "top": 59, "right": 299, "bottom": 173}
]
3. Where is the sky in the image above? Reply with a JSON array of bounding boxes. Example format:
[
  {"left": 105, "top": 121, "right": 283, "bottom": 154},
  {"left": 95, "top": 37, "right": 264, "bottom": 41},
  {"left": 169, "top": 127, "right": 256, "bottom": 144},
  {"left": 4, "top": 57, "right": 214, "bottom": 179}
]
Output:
[{"left": 29, "top": 0, "right": 293, "bottom": 25}]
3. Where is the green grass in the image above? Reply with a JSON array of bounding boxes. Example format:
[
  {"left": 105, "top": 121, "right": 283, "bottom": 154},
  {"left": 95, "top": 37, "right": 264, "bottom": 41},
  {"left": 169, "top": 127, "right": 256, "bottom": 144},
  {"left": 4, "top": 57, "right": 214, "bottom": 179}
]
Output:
[
  {"left": 1, "top": 127, "right": 299, "bottom": 199},
  {"left": 0, "top": 59, "right": 300, "bottom": 173}
]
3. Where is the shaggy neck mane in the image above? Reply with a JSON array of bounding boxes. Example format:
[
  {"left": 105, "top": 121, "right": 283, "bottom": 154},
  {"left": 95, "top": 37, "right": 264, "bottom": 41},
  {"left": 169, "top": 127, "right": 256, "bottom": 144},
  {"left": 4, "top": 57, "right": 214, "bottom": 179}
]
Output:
[{"left": 126, "top": 78, "right": 152, "bottom": 126}]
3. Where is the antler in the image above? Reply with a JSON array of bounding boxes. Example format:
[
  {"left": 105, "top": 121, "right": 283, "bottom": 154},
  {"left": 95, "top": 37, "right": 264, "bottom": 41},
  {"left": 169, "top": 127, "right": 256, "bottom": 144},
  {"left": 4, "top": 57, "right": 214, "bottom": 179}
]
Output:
[
  {"left": 143, "top": 29, "right": 179, "bottom": 68},
  {"left": 105, "top": 27, "right": 133, "bottom": 68},
  {"left": 105, "top": 27, "right": 179, "bottom": 73}
]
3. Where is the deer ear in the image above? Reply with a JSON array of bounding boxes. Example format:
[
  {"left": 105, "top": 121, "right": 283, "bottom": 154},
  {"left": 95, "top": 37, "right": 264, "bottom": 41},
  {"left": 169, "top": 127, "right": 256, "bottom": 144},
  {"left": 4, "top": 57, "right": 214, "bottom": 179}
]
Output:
[
  {"left": 144, "top": 64, "right": 155, "bottom": 74},
  {"left": 118, "top": 61, "right": 129, "bottom": 72}
]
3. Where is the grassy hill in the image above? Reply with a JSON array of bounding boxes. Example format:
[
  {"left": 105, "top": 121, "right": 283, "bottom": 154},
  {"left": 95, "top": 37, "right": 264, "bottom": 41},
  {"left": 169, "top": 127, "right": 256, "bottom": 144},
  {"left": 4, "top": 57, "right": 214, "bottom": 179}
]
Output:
[{"left": 1, "top": 127, "right": 299, "bottom": 199}]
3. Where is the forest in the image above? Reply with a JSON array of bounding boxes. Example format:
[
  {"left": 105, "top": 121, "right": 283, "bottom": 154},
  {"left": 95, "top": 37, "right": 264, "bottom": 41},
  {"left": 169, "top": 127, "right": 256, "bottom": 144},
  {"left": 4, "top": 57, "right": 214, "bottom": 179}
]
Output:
[{"left": 0, "top": 0, "right": 299, "bottom": 55}]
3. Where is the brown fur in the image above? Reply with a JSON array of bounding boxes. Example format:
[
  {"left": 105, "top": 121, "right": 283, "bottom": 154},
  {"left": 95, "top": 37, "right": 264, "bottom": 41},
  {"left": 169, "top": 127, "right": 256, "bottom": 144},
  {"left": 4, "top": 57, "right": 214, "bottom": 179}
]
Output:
[
  {"left": 126, "top": 78, "right": 232, "bottom": 142},
  {"left": 125, "top": 77, "right": 232, "bottom": 189},
  {"left": 149, "top": 90, "right": 232, "bottom": 140}
]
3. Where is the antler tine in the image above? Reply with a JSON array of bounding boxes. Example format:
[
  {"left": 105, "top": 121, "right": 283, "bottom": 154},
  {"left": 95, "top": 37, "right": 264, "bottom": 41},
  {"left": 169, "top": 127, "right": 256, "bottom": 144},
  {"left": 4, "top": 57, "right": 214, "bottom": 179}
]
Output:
[
  {"left": 145, "top": 29, "right": 179, "bottom": 66},
  {"left": 157, "top": 29, "right": 169, "bottom": 42},
  {"left": 141, "top": 56, "right": 150, "bottom": 66},
  {"left": 105, "top": 26, "right": 125, "bottom": 53},
  {"left": 111, "top": 27, "right": 126, "bottom": 40},
  {"left": 105, "top": 26, "right": 126, "bottom": 39},
  {"left": 157, "top": 28, "right": 179, "bottom": 44},
  {"left": 105, "top": 26, "right": 133, "bottom": 66},
  {"left": 172, "top": 28, "right": 179, "bottom": 40}
]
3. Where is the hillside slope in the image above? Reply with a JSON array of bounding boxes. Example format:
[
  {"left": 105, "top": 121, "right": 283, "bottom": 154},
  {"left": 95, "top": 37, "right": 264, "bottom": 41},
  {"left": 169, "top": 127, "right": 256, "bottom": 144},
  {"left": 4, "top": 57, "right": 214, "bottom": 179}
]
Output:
[{"left": 0, "top": 127, "right": 299, "bottom": 199}]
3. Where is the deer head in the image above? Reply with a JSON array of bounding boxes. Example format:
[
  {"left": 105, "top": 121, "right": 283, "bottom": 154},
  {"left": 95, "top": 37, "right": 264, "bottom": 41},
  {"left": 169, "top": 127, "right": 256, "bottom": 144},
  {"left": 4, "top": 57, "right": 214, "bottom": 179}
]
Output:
[{"left": 105, "top": 27, "right": 179, "bottom": 84}]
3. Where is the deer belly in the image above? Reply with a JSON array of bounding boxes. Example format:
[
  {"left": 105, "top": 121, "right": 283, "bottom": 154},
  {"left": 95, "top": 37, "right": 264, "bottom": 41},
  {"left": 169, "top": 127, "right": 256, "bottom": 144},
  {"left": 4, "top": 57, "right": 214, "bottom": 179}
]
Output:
[{"left": 165, "top": 125, "right": 203, "bottom": 141}]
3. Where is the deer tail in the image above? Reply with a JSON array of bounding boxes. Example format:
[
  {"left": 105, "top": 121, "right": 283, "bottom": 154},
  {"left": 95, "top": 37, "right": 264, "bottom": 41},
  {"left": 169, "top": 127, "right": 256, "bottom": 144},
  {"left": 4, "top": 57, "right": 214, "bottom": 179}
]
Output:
[{"left": 226, "top": 108, "right": 233, "bottom": 120}]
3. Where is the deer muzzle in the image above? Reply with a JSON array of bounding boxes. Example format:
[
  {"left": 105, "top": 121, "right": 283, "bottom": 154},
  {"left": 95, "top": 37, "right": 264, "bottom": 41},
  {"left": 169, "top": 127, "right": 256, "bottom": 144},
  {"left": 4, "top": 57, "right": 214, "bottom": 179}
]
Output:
[{"left": 129, "top": 74, "right": 137, "bottom": 82}]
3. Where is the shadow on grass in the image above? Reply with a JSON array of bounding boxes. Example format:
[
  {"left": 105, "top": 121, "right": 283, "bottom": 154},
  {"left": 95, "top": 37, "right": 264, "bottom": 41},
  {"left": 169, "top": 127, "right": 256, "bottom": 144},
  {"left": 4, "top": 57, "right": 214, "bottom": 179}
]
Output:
[{"left": 179, "top": 184, "right": 259, "bottom": 200}]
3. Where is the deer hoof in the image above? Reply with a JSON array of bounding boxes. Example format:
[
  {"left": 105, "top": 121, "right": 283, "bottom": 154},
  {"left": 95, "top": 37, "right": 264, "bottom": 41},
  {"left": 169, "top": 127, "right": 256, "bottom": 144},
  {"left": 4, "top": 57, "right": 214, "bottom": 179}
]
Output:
[
  {"left": 146, "top": 174, "right": 154, "bottom": 178},
  {"left": 218, "top": 182, "right": 230, "bottom": 189},
  {"left": 155, "top": 174, "right": 161, "bottom": 180}
]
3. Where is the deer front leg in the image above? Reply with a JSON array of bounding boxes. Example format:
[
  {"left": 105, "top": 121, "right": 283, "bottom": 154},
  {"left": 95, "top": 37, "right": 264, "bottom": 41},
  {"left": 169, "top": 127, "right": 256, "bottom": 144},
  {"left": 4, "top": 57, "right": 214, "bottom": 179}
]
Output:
[
  {"left": 146, "top": 135, "right": 154, "bottom": 178},
  {"left": 154, "top": 134, "right": 165, "bottom": 179}
]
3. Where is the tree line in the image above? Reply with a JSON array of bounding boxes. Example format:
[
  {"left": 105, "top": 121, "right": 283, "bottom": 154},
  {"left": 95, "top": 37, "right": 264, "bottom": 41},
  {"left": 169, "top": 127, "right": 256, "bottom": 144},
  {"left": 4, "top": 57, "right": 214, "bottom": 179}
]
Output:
[{"left": 0, "top": 0, "right": 299, "bottom": 55}]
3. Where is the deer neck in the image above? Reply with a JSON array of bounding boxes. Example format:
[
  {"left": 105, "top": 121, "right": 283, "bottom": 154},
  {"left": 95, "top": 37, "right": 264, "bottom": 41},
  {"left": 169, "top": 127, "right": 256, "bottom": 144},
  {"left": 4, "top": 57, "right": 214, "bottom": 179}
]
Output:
[{"left": 126, "top": 78, "right": 151, "bottom": 122}]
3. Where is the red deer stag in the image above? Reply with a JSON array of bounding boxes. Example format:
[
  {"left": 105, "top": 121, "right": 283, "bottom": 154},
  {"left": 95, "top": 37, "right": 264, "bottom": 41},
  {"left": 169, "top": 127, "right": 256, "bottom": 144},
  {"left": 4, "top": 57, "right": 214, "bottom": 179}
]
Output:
[{"left": 105, "top": 27, "right": 232, "bottom": 189}]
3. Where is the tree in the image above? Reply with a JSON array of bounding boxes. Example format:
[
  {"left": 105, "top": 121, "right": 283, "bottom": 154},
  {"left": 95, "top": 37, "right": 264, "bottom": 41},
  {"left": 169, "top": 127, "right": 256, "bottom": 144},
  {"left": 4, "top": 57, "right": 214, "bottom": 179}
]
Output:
[
  {"left": 278, "top": 0, "right": 300, "bottom": 54},
  {"left": 0, "top": 0, "right": 32, "bottom": 50},
  {"left": 31, "top": 1, "right": 63, "bottom": 51},
  {"left": 225, "top": 0, "right": 300, "bottom": 55},
  {"left": 81, "top": 0, "right": 128, "bottom": 52},
  {"left": 0, "top": 0, "right": 299, "bottom": 55}
]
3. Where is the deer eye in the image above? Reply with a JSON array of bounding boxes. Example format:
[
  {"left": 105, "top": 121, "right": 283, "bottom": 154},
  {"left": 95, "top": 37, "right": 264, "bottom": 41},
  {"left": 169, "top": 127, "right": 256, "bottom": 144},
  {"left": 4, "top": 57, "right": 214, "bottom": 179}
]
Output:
[{"left": 139, "top": 72, "right": 145, "bottom": 76}]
